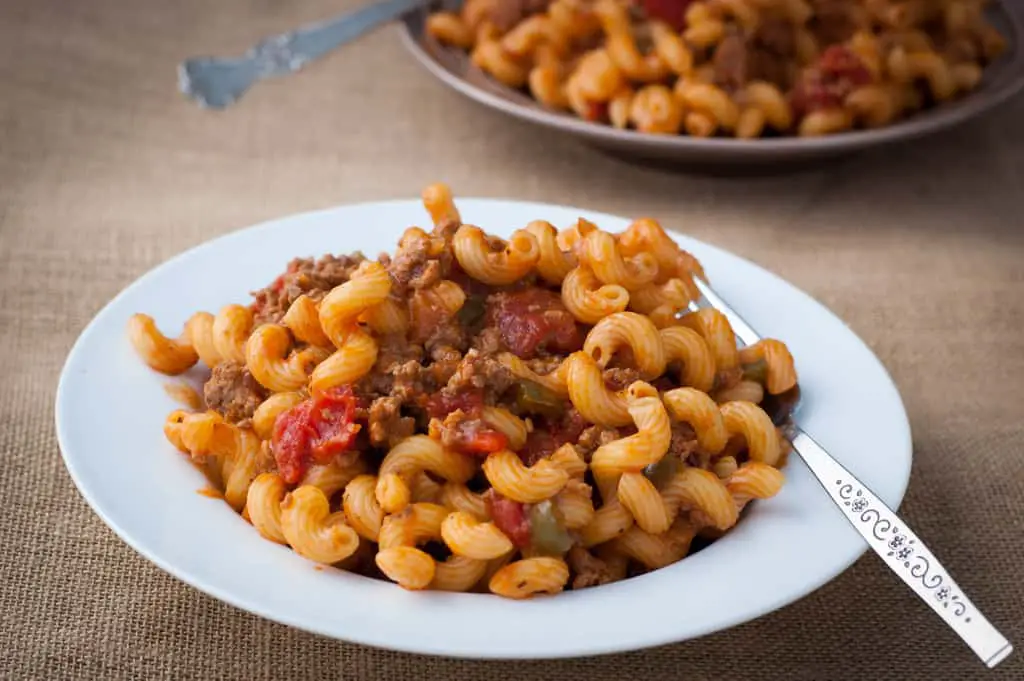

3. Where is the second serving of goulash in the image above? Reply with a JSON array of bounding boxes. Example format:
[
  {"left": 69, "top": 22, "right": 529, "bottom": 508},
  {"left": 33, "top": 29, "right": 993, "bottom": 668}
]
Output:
[
  {"left": 129, "top": 183, "right": 799, "bottom": 599},
  {"left": 427, "top": 0, "right": 1007, "bottom": 137}
]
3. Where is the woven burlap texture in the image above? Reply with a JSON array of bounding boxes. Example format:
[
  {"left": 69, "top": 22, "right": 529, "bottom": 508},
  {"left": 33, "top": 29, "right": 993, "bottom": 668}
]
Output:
[{"left": 2, "top": 1, "right": 1022, "bottom": 679}]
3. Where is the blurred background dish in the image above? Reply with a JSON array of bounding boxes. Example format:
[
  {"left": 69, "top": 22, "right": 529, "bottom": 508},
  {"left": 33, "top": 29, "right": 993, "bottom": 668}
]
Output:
[{"left": 400, "top": 0, "right": 1024, "bottom": 169}]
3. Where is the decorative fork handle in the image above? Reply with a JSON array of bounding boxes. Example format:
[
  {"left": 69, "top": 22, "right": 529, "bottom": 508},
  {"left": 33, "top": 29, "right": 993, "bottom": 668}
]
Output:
[
  {"left": 691, "top": 278, "right": 1013, "bottom": 668},
  {"left": 178, "top": 0, "right": 426, "bottom": 109}
]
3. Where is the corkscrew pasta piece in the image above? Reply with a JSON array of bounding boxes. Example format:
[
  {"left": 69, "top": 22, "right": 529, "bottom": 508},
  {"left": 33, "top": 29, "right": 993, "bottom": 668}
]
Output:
[
  {"left": 499, "top": 353, "right": 570, "bottom": 397},
  {"left": 472, "top": 40, "right": 529, "bottom": 88},
  {"left": 376, "top": 503, "right": 453, "bottom": 590},
  {"left": 683, "top": 2, "right": 726, "bottom": 49},
  {"left": 453, "top": 225, "right": 541, "bottom": 285},
  {"left": 212, "top": 304, "right": 253, "bottom": 364},
  {"left": 564, "top": 351, "right": 630, "bottom": 427},
  {"left": 377, "top": 435, "right": 476, "bottom": 513},
  {"left": 584, "top": 312, "right": 667, "bottom": 380},
  {"left": 361, "top": 297, "right": 408, "bottom": 336},
  {"left": 549, "top": 443, "right": 587, "bottom": 479},
  {"left": 659, "top": 326, "right": 717, "bottom": 394},
  {"left": 526, "top": 220, "right": 576, "bottom": 285},
  {"left": 580, "top": 497, "right": 634, "bottom": 547},
  {"left": 529, "top": 63, "right": 570, "bottom": 110},
  {"left": 483, "top": 449, "right": 570, "bottom": 503},
  {"left": 247, "top": 324, "right": 330, "bottom": 392},
  {"left": 422, "top": 182, "right": 462, "bottom": 226},
  {"left": 280, "top": 485, "right": 360, "bottom": 564},
  {"left": 719, "top": 400, "right": 782, "bottom": 466},
  {"left": 738, "top": 338, "right": 797, "bottom": 394},
  {"left": 440, "top": 482, "right": 490, "bottom": 520},
  {"left": 677, "top": 308, "right": 739, "bottom": 373},
  {"left": 300, "top": 458, "right": 367, "bottom": 498},
  {"left": 662, "top": 467, "right": 738, "bottom": 530},
  {"left": 281, "top": 295, "right": 331, "bottom": 347},
  {"left": 579, "top": 229, "right": 658, "bottom": 290},
  {"left": 410, "top": 471, "right": 443, "bottom": 504},
  {"left": 501, "top": 15, "right": 569, "bottom": 59},
  {"left": 844, "top": 85, "right": 900, "bottom": 128},
  {"left": 554, "top": 480, "right": 596, "bottom": 530},
  {"left": 725, "top": 461, "right": 785, "bottom": 507},
  {"left": 182, "top": 312, "right": 220, "bottom": 367},
  {"left": 127, "top": 314, "right": 200, "bottom": 375},
  {"left": 375, "top": 472, "right": 413, "bottom": 515},
  {"left": 676, "top": 82, "right": 741, "bottom": 137},
  {"left": 246, "top": 472, "right": 287, "bottom": 544},
  {"left": 482, "top": 407, "right": 529, "bottom": 451},
  {"left": 489, "top": 557, "right": 570, "bottom": 598},
  {"left": 713, "top": 379, "right": 765, "bottom": 405},
  {"left": 617, "top": 471, "right": 672, "bottom": 534},
  {"left": 561, "top": 266, "right": 630, "bottom": 324},
  {"left": 736, "top": 81, "right": 793, "bottom": 138},
  {"left": 441, "top": 511, "right": 514, "bottom": 560},
  {"left": 426, "top": 11, "right": 474, "bottom": 48},
  {"left": 430, "top": 556, "right": 490, "bottom": 592},
  {"left": 168, "top": 412, "right": 263, "bottom": 511},
  {"left": 590, "top": 382, "right": 672, "bottom": 500},
  {"left": 661, "top": 387, "right": 729, "bottom": 453},
  {"left": 650, "top": 21, "right": 693, "bottom": 76},
  {"left": 309, "top": 326, "right": 378, "bottom": 393},
  {"left": 343, "top": 475, "right": 386, "bottom": 541},
  {"left": 886, "top": 47, "right": 956, "bottom": 101},
  {"left": 611, "top": 519, "right": 697, "bottom": 569},
  {"left": 252, "top": 391, "right": 305, "bottom": 440},
  {"left": 629, "top": 85, "right": 684, "bottom": 134},
  {"left": 595, "top": 0, "right": 669, "bottom": 83},
  {"left": 319, "top": 262, "right": 392, "bottom": 345},
  {"left": 798, "top": 108, "right": 854, "bottom": 136},
  {"left": 607, "top": 87, "right": 634, "bottom": 129}
]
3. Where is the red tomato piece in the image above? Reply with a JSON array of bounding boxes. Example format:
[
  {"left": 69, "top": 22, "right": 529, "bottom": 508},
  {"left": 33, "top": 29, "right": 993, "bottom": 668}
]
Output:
[
  {"left": 640, "top": 0, "right": 692, "bottom": 31},
  {"left": 486, "top": 288, "right": 582, "bottom": 359},
  {"left": 487, "top": 491, "right": 532, "bottom": 548},
  {"left": 271, "top": 386, "right": 361, "bottom": 484}
]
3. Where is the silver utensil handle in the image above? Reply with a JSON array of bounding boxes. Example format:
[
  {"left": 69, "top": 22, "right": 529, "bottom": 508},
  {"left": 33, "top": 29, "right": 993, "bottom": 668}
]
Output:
[
  {"left": 690, "top": 276, "right": 1013, "bottom": 666},
  {"left": 179, "top": 0, "right": 425, "bottom": 109},
  {"left": 792, "top": 427, "right": 1013, "bottom": 668}
]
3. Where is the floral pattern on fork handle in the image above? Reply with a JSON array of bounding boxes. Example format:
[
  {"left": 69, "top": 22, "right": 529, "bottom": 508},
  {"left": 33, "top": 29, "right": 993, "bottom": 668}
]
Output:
[{"left": 792, "top": 428, "right": 1014, "bottom": 668}]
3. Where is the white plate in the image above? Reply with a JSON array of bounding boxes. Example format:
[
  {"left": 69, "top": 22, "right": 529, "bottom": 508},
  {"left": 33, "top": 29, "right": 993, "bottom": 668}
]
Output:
[{"left": 56, "top": 198, "right": 912, "bottom": 659}]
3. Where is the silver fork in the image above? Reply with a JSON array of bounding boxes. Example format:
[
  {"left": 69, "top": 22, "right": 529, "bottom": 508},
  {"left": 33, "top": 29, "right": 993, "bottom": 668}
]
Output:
[
  {"left": 179, "top": 0, "right": 426, "bottom": 109},
  {"left": 689, "top": 277, "right": 1013, "bottom": 669}
]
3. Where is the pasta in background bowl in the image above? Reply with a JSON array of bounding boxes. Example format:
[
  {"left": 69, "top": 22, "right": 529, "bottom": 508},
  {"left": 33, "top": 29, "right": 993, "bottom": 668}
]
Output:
[
  {"left": 56, "top": 190, "right": 912, "bottom": 656},
  {"left": 400, "top": 0, "right": 1024, "bottom": 167}
]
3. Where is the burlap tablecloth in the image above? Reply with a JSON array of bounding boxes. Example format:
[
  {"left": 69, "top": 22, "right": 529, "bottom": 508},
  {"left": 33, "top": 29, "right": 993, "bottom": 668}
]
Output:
[{"left": 2, "top": 0, "right": 1022, "bottom": 678}]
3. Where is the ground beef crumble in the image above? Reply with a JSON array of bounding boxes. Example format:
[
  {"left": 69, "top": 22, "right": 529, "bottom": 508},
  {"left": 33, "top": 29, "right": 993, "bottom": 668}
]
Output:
[{"left": 203, "top": 361, "right": 268, "bottom": 425}]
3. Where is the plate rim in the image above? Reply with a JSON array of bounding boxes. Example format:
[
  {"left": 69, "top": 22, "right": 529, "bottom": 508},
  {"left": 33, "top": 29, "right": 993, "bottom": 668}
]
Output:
[
  {"left": 396, "top": 1, "right": 1024, "bottom": 158},
  {"left": 55, "top": 197, "right": 914, "bottom": 659}
]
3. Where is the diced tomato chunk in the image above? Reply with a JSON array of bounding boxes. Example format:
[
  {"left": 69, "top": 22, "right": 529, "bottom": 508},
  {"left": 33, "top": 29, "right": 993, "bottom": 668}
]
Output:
[
  {"left": 271, "top": 386, "right": 361, "bottom": 484},
  {"left": 487, "top": 491, "right": 531, "bottom": 548},
  {"left": 790, "top": 45, "right": 873, "bottom": 116},
  {"left": 426, "top": 388, "right": 485, "bottom": 419},
  {"left": 518, "top": 408, "right": 588, "bottom": 465},
  {"left": 486, "top": 288, "right": 582, "bottom": 359},
  {"left": 640, "top": 0, "right": 692, "bottom": 31}
]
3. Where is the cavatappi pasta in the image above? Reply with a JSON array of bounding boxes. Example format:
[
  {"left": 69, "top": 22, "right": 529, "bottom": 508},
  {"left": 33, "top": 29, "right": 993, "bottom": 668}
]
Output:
[
  {"left": 426, "top": 0, "right": 1007, "bottom": 138},
  {"left": 129, "top": 182, "right": 800, "bottom": 598}
]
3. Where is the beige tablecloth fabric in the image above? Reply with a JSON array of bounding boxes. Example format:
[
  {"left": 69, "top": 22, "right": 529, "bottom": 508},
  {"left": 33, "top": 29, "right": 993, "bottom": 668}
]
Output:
[{"left": 2, "top": 0, "right": 1022, "bottom": 679}]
